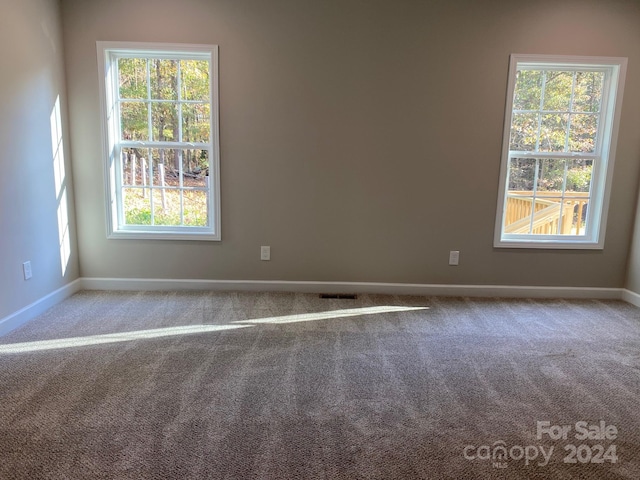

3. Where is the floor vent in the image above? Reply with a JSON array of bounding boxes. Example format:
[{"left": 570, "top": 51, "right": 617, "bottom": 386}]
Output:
[{"left": 319, "top": 294, "right": 358, "bottom": 300}]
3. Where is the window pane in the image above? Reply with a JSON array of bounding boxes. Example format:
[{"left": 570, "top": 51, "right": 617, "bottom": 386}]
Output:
[
  {"left": 183, "top": 149, "right": 209, "bottom": 182},
  {"left": 150, "top": 149, "right": 209, "bottom": 186},
  {"left": 504, "top": 193, "right": 534, "bottom": 234},
  {"left": 150, "top": 148, "right": 179, "bottom": 182},
  {"left": 506, "top": 123, "right": 592, "bottom": 237},
  {"left": 182, "top": 103, "right": 211, "bottom": 143},
  {"left": 568, "top": 114, "right": 597, "bottom": 153},
  {"left": 188, "top": 176, "right": 207, "bottom": 189},
  {"left": 123, "top": 187, "right": 151, "bottom": 225},
  {"left": 566, "top": 159, "right": 593, "bottom": 193},
  {"left": 144, "top": 149, "right": 209, "bottom": 226},
  {"left": 181, "top": 60, "right": 210, "bottom": 101},
  {"left": 150, "top": 59, "right": 178, "bottom": 100},
  {"left": 510, "top": 113, "right": 538, "bottom": 151},
  {"left": 564, "top": 199, "right": 590, "bottom": 235},
  {"left": 573, "top": 71, "right": 603, "bottom": 113},
  {"left": 508, "top": 158, "right": 536, "bottom": 192},
  {"left": 183, "top": 190, "right": 209, "bottom": 226},
  {"left": 149, "top": 150, "right": 180, "bottom": 225},
  {"left": 152, "top": 188, "right": 181, "bottom": 226},
  {"left": 151, "top": 103, "right": 178, "bottom": 141},
  {"left": 119, "top": 58, "right": 147, "bottom": 100},
  {"left": 121, "top": 148, "right": 150, "bottom": 186},
  {"left": 537, "top": 158, "right": 565, "bottom": 193},
  {"left": 531, "top": 198, "right": 561, "bottom": 235},
  {"left": 539, "top": 113, "right": 568, "bottom": 152},
  {"left": 558, "top": 201, "right": 575, "bottom": 235},
  {"left": 149, "top": 153, "right": 168, "bottom": 188},
  {"left": 556, "top": 200, "right": 582, "bottom": 235},
  {"left": 120, "top": 102, "right": 149, "bottom": 141},
  {"left": 121, "top": 149, "right": 133, "bottom": 186},
  {"left": 542, "top": 71, "right": 573, "bottom": 112},
  {"left": 513, "top": 70, "right": 542, "bottom": 111}
]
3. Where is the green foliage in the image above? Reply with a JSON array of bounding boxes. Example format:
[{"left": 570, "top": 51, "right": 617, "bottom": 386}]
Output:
[
  {"left": 151, "top": 60, "right": 178, "bottom": 100},
  {"left": 566, "top": 163, "right": 592, "bottom": 192},
  {"left": 125, "top": 208, "right": 152, "bottom": 225},
  {"left": 510, "top": 69, "right": 603, "bottom": 154},
  {"left": 508, "top": 158, "right": 592, "bottom": 193},
  {"left": 124, "top": 188, "right": 208, "bottom": 227},
  {"left": 543, "top": 71, "right": 573, "bottom": 111},
  {"left": 537, "top": 159, "right": 565, "bottom": 191},
  {"left": 574, "top": 71, "right": 603, "bottom": 113},
  {"left": 117, "top": 57, "right": 211, "bottom": 144},
  {"left": 119, "top": 58, "right": 147, "bottom": 99},
  {"left": 513, "top": 70, "right": 542, "bottom": 110},
  {"left": 181, "top": 60, "right": 210, "bottom": 101}
]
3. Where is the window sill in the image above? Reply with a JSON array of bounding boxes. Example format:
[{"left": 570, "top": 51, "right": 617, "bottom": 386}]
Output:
[
  {"left": 494, "top": 238, "right": 603, "bottom": 250},
  {"left": 108, "top": 230, "right": 220, "bottom": 241}
]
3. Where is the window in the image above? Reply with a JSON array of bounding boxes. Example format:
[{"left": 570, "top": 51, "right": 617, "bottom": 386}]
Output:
[
  {"left": 97, "top": 42, "right": 220, "bottom": 240},
  {"left": 494, "top": 55, "right": 626, "bottom": 249}
]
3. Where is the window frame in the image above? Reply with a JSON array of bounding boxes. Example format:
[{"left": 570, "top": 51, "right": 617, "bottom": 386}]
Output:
[
  {"left": 97, "top": 41, "right": 221, "bottom": 241},
  {"left": 494, "top": 54, "right": 626, "bottom": 249}
]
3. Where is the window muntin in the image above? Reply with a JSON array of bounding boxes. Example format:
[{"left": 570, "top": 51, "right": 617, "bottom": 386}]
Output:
[
  {"left": 495, "top": 55, "right": 625, "bottom": 249},
  {"left": 98, "top": 43, "right": 220, "bottom": 240}
]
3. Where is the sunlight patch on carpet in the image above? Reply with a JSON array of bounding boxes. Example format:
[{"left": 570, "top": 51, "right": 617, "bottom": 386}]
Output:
[
  {"left": 0, "top": 324, "right": 252, "bottom": 354},
  {"left": 234, "top": 306, "right": 429, "bottom": 325},
  {"left": 0, "top": 306, "right": 428, "bottom": 354}
]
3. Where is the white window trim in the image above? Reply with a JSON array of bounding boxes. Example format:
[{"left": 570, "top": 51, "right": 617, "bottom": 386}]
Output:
[
  {"left": 494, "top": 54, "right": 626, "bottom": 250},
  {"left": 97, "top": 41, "right": 221, "bottom": 241}
]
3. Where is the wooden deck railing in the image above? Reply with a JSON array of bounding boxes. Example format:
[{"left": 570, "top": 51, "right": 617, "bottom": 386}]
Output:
[{"left": 505, "top": 191, "right": 589, "bottom": 235}]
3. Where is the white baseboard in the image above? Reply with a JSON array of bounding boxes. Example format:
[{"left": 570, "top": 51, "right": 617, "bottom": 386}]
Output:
[
  {"left": 80, "top": 277, "right": 623, "bottom": 300},
  {"left": 621, "top": 289, "right": 640, "bottom": 307},
  {"left": 0, "top": 279, "right": 83, "bottom": 336}
]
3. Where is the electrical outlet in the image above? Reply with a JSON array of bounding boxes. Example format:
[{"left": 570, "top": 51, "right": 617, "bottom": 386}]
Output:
[
  {"left": 23, "top": 261, "right": 32, "bottom": 280},
  {"left": 449, "top": 250, "right": 460, "bottom": 266},
  {"left": 260, "top": 246, "right": 271, "bottom": 261}
]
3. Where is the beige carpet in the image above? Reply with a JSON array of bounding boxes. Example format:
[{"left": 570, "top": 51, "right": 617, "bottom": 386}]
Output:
[{"left": 0, "top": 291, "right": 639, "bottom": 479}]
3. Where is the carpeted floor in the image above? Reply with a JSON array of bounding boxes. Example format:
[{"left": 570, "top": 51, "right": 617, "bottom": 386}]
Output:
[{"left": 0, "top": 291, "right": 639, "bottom": 479}]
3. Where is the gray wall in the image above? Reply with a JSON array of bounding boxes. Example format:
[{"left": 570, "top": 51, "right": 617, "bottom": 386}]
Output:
[
  {"left": 0, "top": 0, "right": 79, "bottom": 320},
  {"left": 60, "top": 0, "right": 640, "bottom": 287},
  {"left": 624, "top": 192, "right": 640, "bottom": 294}
]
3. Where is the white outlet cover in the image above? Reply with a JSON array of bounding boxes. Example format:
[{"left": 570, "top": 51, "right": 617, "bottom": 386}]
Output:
[{"left": 23, "top": 261, "right": 32, "bottom": 280}]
